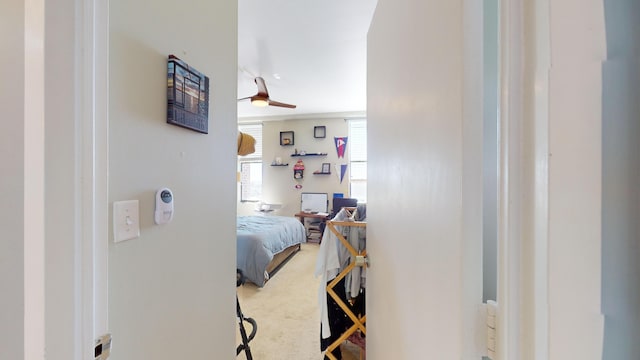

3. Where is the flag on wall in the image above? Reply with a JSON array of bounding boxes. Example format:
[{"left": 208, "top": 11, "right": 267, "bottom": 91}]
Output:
[
  {"left": 335, "top": 164, "right": 348, "bottom": 184},
  {"left": 340, "top": 164, "right": 348, "bottom": 183},
  {"left": 334, "top": 136, "right": 348, "bottom": 158}
]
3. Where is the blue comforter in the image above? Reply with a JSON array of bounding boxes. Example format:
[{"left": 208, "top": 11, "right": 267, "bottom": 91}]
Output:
[{"left": 237, "top": 215, "right": 306, "bottom": 286}]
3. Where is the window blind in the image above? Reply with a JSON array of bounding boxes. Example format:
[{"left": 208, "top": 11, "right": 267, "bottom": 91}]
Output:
[
  {"left": 238, "top": 123, "right": 263, "bottom": 201},
  {"left": 348, "top": 119, "right": 367, "bottom": 202},
  {"left": 349, "top": 119, "right": 367, "bottom": 162}
]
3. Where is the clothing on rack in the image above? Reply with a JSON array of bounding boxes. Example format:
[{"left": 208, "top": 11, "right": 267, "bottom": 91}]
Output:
[
  {"left": 321, "top": 277, "right": 348, "bottom": 359},
  {"left": 320, "top": 276, "right": 365, "bottom": 359},
  {"left": 314, "top": 207, "right": 366, "bottom": 339},
  {"left": 345, "top": 224, "right": 366, "bottom": 299}
]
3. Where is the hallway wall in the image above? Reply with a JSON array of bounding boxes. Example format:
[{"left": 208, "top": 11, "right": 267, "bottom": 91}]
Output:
[{"left": 108, "top": 1, "right": 238, "bottom": 358}]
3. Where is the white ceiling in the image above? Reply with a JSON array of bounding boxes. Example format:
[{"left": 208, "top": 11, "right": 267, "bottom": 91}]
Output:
[{"left": 237, "top": 0, "right": 378, "bottom": 121}]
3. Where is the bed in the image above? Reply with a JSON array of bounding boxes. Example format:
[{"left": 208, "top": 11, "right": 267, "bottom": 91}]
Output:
[{"left": 237, "top": 215, "right": 307, "bottom": 286}]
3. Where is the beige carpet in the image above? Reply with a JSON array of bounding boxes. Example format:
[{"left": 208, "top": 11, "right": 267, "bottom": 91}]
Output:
[{"left": 236, "top": 242, "right": 362, "bottom": 360}]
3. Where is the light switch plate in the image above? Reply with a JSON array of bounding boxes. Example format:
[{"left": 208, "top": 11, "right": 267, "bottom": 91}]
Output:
[{"left": 113, "top": 200, "right": 140, "bottom": 242}]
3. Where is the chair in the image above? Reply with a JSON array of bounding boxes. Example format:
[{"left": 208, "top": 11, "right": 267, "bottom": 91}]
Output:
[
  {"left": 331, "top": 197, "right": 358, "bottom": 217},
  {"left": 318, "top": 198, "right": 358, "bottom": 240}
]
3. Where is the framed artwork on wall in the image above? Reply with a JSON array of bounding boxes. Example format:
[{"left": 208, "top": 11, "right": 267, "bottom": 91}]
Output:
[
  {"left": 280, "top": 131, "right": 294, "bottom": 146},
  {"left": 314, "top": 126, "right": 326, "bottom": 138},
  {"left": 166, "top": 55, "right": 210, "bottom": 134}
]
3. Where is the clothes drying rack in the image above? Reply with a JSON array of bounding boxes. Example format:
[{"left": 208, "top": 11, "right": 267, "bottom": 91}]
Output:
[{"left": 324, "top": 207, "right": 367, "bottom": 360}]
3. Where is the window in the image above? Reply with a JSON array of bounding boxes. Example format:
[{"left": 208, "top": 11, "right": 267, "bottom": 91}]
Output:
[
  {"left": 240, "top": 161, "right": 262, "bottom": 202},
  {"left": 238, "top": 123, "right": 263, "bottom": 202},
  {"left": 349, "top": 119, "right": 367, "bottom": 202}
]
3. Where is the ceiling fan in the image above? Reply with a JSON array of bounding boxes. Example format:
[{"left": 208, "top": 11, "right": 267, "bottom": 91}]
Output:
[{"left": 238, "top": 77, "right": 296, "bottom": 109}]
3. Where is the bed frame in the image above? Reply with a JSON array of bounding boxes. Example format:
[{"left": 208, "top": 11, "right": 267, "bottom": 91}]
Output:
[
  {"left": 265, "top": 243, "right": 301, "bottom": 280},
  {"left": 237, "top": 215, "right": 306, "bottom": 286}
]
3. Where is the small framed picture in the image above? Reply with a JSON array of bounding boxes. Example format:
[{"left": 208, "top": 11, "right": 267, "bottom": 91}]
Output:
[
  {"left": 167, "top": 55, "right": 210, "bottom": 133},
  {"left": 314, "top": 126, "right": 326, "bottom": 138},
  {"left": 321, "top": 163, "right": 331, "bottom": 173},
  {"left": 280, "top": 131, "right": 294, "bottom": 146}
]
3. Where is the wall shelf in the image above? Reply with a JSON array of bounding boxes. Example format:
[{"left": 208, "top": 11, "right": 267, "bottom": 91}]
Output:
[
  {"left": 290, "top": 153, "right": 327, "bottom": 157},
  {"left": 313, "top": 172, "right": 331, "bottom": 175},
  {"left": 270, "top": 164, "right": 289, "bottom": 167},
  {"left": 280, "top": 131, "right": 294, "bottom": 146}
]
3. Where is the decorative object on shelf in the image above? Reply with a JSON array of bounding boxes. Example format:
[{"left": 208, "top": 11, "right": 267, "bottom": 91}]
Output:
[
  {"left": 313, "top": 162, "right": 331, "bottom": 174},
  {"left": 167, "top": 55, "right": 210, "bottom": 134},
  {"left": 314, "top": 126, "right": 326, "bottom": 138},
  {"left": 270, "top": 157, "right": 288, "bottom": 166},
  {"left": 334, "top": 136, "right": 348, "bottom": 158},
  {"left": 280, "top": 131, "right": 294, "bottom": 146},
  {"left": 293, "top": 159, "right": 305, "bottom": 179}
]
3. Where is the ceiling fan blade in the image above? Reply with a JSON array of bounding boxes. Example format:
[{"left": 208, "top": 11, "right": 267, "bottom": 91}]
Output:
[
  {"left": 237, "top": 96, "right": 253, "bottom": 102},
  {"left": 268, "top": 100, "right": 296, "bottom": 109},
  {"left": 243, "top": 77, "right": 296, "bottom": 109},
  {"left": 254, "top": 77, "right": 269, "bottom": 97}
]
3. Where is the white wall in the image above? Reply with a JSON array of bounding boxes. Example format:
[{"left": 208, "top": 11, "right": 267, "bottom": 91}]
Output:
[
  {"left": 0, "top": 0, "right": 25, "bottom": 358},
  {"left": 601, "top": 1, "right": 640, "bottom": 358},
  {"left": 367, "top": 1, "right": 484, "bottom": 358},
  {"left": 108, "top": 1, "right": 237, "bottom": 358},
  {"left": 238, "top": 118, "right": 351, "bottom": 216},
  {"left": 547, "top": 1, "right": 606, "bottom": 358}
]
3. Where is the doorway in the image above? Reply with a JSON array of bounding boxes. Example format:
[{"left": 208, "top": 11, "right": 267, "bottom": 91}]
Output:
[{"left": 236, "top": 2, "right": 374, "bottom": 358}]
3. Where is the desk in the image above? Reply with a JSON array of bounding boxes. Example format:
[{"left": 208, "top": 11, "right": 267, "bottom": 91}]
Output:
[{"left": 294, "top": 212, "right": 329, "bottom": 243}]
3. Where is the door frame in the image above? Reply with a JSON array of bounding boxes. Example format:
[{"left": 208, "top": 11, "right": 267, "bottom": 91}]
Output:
[
  {"left": 78, "top": 0, "right": 109, "bottom": 356},
  {"left": 496, "top": 0, "right": 551, "bottom": 358}
]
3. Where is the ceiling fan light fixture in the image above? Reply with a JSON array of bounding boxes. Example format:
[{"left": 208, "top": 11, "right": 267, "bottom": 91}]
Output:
[
  {"left": 237, "top": 77, "right": 295, "bottom": 108},
  {"left": 251, "top": 98, "right": 269, "bottom": 107}
]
